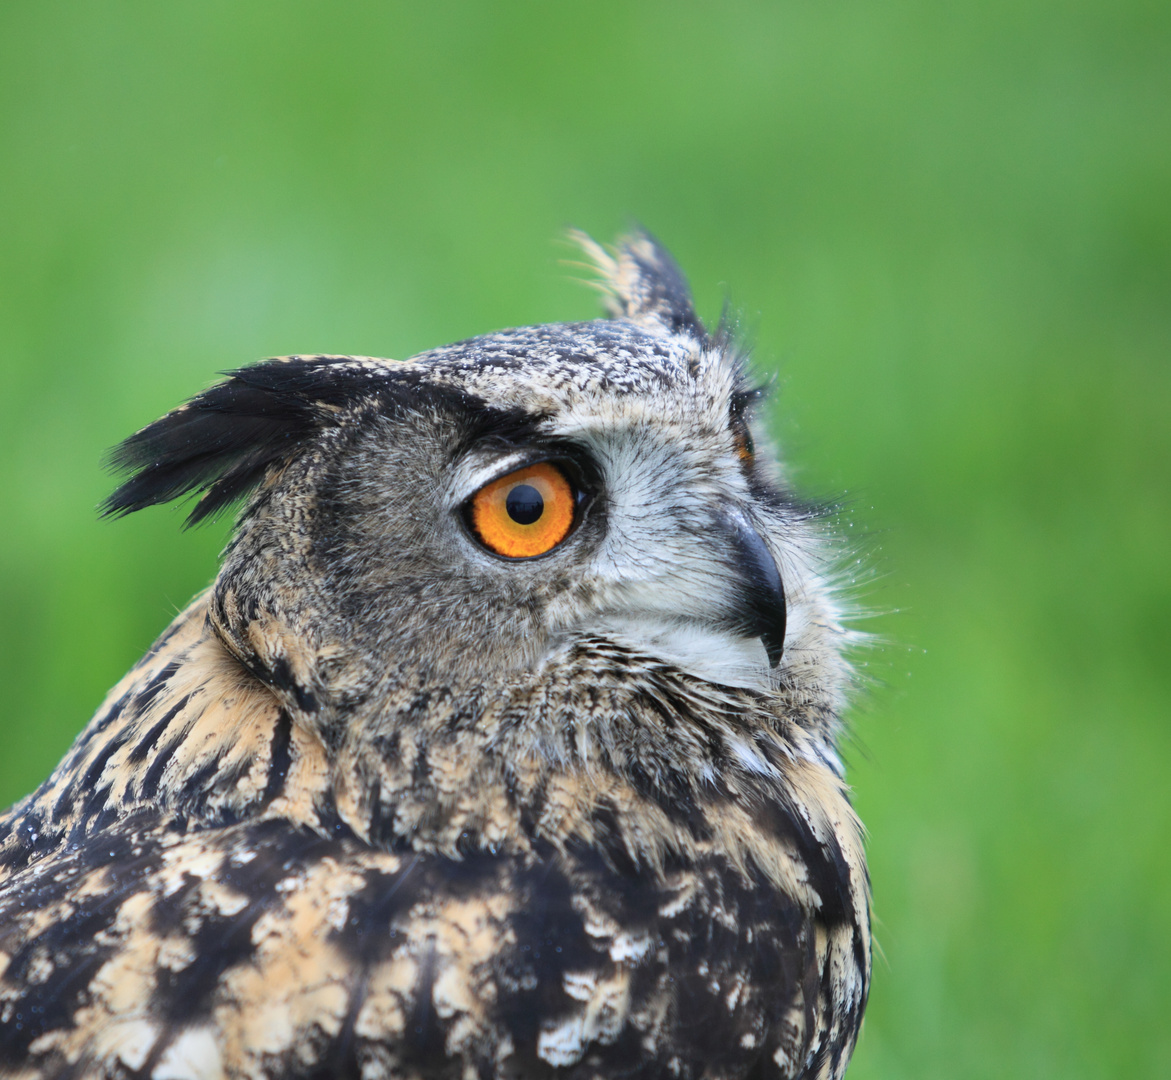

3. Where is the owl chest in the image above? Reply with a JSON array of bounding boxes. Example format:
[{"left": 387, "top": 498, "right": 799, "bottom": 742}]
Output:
[{"left": 328, "top": 835, "right": 826, "bottom": 1080}]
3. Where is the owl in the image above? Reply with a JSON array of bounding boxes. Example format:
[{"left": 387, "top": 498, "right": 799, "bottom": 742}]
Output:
[{"left": 0, "top": 232, "right": 870, "bottom": 1080}]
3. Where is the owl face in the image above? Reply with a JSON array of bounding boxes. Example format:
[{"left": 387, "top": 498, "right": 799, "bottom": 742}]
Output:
[
  {"left": 294, "top": 321, "right": 790, "bottom": 691},
  {"left": 105, "top": 234, "right": 838, "bottom": 715}
]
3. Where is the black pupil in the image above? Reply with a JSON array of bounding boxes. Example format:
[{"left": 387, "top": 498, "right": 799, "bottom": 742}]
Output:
[{"left": 506, "top": 484, "right": 544, "bottom": 525}]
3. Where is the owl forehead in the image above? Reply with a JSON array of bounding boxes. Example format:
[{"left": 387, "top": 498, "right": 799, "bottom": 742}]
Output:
[{"left": 402, "top": 319, "right": 737, "bottom": 422}]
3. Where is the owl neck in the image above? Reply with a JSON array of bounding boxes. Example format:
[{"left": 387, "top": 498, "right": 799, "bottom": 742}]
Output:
[
  {"left": 311, "top": 634, "right": 854, "bottom": 875},
  {"left": 201, "top": 584, "right": 853, "bottom": 872},
  {"left": 6, "top": 591, "right": 849, "bottom": 892}
]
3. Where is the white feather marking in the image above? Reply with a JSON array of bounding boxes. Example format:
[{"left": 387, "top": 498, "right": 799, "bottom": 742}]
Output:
[
  {"left": 537, "top": 1015, "right": 587, "bottom": 1067},
  {"left": 152, "top": 1027, "right": 223, "bottom": 1080},
  {"left": 584, "top": 616, "right": 774, "bottom": 690},
  {"left": 109, "top": 1020, "right": 159, "bottom": 1071},
  {"left": 726, "top": 736, "right": 778, "bottom": 777},
  {"left": 609, "top": 930, "right": 652, "bottom": 963}
]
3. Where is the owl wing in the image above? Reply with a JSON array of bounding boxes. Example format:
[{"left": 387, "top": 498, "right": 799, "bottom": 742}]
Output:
[{"left": 0, "top": 806, "right": 827, "bottom": 1080}]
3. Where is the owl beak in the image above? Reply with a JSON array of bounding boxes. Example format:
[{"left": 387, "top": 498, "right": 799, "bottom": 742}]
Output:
[{"left": 721, "top": 512, "right": 788, "bottom": 668}]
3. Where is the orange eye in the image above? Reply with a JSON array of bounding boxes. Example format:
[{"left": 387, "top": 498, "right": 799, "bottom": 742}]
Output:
[
  {"left": 469, "top": 462, "right": 576, "bottom": 558},
  {"left": 733, "top": 420, "right": 755, "bottom": 463}
]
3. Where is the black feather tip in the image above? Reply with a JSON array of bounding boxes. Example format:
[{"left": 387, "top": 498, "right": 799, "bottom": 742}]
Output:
[{"left": 101, "top": 357, "right": 380, "bottom": 527}]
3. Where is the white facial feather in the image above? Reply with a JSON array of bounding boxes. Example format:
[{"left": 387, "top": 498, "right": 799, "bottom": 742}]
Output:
[
  {"left": 538, "top": 395, "right": 790, "bottom": 691},
  {"left": 579, "top": 616, "right": 775, "bottom": 691}
]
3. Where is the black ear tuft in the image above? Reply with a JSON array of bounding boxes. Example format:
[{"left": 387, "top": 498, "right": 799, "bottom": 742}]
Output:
[
  {"left": 102, "top": 356, "right": 380, "bottom": 527},
  {"left": 571, "top": 228, "right": 707, "bottom": 341}
]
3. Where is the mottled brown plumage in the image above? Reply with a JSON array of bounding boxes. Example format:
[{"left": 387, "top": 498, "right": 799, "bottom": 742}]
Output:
[{"left": 0, "top": 233, "right": 870, "bottom": 1079}]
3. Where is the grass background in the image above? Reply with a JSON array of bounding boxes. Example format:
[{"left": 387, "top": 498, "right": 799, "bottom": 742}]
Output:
[{"left": 1, "top": 2, "right": 1167, "bottom": 1076}]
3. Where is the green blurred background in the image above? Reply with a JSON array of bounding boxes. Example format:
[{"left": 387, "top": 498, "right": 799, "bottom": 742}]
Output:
[{"left": 1, "top": 1, "right": 1167, "bottom": 1075}]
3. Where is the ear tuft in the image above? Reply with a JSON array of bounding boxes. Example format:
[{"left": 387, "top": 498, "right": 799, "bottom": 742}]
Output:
[
  {"left": 569, "top": 229, "right": 707, "bottom": 341},
  {"left": 101, "top": 356, "right": 379, "bottom": 527}
]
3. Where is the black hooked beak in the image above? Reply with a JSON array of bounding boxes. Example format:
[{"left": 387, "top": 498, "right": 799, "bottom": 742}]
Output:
[{"left": 721, "top": 512, "right": 788, "bottom": 667}]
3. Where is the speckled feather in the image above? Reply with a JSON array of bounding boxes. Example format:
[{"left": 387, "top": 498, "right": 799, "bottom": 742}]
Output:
[{"left": 0, "top": 233, "right": 869, "bottom": 1080}]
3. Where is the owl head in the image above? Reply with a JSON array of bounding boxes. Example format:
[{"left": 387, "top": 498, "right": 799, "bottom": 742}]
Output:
[{"left": 103, "top": 232, "right": 849, "bottom": 740}]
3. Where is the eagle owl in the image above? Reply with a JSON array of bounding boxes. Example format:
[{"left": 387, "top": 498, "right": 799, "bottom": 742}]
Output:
[{"left": 0, "top": 233, "right": 870, "bottom": 1079}]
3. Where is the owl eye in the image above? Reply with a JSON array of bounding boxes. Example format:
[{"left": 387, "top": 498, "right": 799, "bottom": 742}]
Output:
[
  {"left": 732, "top": 419, "right": 755, "bottom": 463},
  {"left": 468, "top": 461, "right": 577, "bottom": 558}
]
